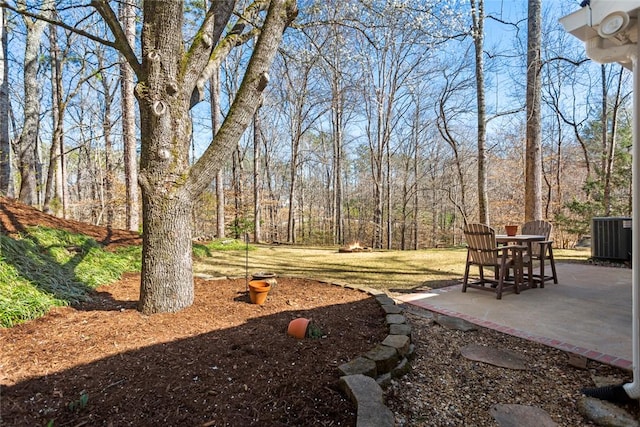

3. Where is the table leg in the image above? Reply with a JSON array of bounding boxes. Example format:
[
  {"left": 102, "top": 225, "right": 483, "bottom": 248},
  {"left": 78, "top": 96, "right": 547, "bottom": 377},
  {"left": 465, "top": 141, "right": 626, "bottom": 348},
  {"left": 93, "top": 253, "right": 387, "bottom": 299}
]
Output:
[{"left": 526, "top": 242, "right": 535, "bottom": 288}]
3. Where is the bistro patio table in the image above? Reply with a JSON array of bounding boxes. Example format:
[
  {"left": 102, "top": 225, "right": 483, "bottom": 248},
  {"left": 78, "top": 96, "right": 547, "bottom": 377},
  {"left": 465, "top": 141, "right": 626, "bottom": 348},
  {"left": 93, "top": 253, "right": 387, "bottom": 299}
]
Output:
[{"left": 496, "top": 234, "right": 546, "bottom": 289}]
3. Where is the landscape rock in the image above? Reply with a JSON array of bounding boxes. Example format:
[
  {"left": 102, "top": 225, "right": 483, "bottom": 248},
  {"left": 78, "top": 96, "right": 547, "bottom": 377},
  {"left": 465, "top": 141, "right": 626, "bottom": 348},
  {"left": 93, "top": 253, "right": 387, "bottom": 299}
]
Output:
[
  {"left": 389, "top": 323, "right": 412, "bottom": 336},
  {"left": 578, "top": 397, "right": 640, "bottom": 427},
  {"left": 339, "top": 374, "right": 384, "bottom": 405},
  {"left": 435, "top": 314, "right": 477, "bottom": 331},
  {"left": 568, "top": 352, "right": 588, "bottom": 369},
  {"left": 364, "top": 344, "right": 400, "bottom": 374},
  {"left": 356, "top": 402, "right": 395, "bottom": 427},
  {"left": 381, "top": 304, "right": 403, "bottom": 314},
  {"left": 385, "top": 314, "right": 406, "bottom": 325},
  {"left": 490, "top": 404, "right": 558, "bottom": 427},
  {"left": 461, "top": 343, "right": 528, "bottom": 370},
  {"left": 381, "top": 334, "right": 411, "bottom": 356},
  {"left": 338, "top": 356, "right": 377, "bottom": 378},
  {"left": 376, "top": 295, "right": 396, "bottom": 306}
]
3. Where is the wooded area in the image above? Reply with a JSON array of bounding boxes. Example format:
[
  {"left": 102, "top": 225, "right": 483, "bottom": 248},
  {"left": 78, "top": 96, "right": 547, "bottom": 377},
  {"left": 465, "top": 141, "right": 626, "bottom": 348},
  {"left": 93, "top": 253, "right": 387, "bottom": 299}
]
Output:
[{"left": 0, "top": 0, "right": 632, "bottom": 252}]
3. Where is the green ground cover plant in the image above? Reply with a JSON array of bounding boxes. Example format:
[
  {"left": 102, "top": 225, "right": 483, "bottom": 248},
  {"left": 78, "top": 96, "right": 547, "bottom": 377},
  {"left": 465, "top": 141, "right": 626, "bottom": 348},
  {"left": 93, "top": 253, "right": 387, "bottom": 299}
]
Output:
[{"left": 0, "top": 227, "right": 141, "bottom": 327}]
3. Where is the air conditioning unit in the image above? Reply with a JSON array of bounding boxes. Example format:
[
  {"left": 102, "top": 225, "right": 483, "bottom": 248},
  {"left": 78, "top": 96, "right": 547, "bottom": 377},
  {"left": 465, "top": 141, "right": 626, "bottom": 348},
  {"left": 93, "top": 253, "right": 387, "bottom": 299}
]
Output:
[{"left": 591, "top": 217, "right": 632, "bottom": 261}]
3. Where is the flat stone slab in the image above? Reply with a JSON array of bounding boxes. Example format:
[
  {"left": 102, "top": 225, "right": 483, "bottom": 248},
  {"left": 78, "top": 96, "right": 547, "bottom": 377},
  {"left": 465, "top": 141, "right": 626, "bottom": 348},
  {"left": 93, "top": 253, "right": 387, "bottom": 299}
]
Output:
[
  {"left": 381, "top": 334, "right": 411, "bottom": 356},
  {"left": 385, "top": 314, "right": 406, "bottom": 325},
  {"left": 364, "top": 344, "right": 399, "bottom": 374},
  {"left": 381, "top": 304, "right": 403, "bottom": 314},
  {"left": 435, "top": 314, "right": 477, "bottom": 331},
  {"left": 338, "top": 356, "right": 377, "bottom": 378},
  {"left": 339, "top": 375, "right": 395, "bottom": 427},
  {"left": 356, "top": 402, "right": 394, "bottom": 427},
  {"left": 490, "top": 404, "right": 558, "bottom": 427},
  {"left": 376, "top": 295, "right": 396, "bottom": 306},
  {"left": 339, "top": 374, "right": 384, "bottom": 405},
  {"left": 568, "top": 353, "right": 588, "bottom": 369},
  {"left": 578, "top": 397, "right": 639, "bottom": 427},
  {"left": 389, "top": 323, "right": 412, "bottom": 336},
  {"left": 461, "top": 344, "right": 528, "bottom": 370}
]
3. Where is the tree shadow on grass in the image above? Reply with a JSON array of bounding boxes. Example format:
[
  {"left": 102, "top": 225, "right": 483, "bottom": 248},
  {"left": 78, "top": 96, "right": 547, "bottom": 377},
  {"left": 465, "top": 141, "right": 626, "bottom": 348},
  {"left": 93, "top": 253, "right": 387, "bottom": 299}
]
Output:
[{"left": 1, "top": 232, "right": 95, "bottom": 304}]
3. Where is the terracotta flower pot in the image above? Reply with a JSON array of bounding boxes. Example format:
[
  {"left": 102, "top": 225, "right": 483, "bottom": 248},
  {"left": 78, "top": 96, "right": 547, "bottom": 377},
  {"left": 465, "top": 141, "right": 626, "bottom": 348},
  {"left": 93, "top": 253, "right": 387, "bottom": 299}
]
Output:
[
  {"left": 248, "top": 280, "right": 271, "bottom": 305},
  {"left": 287, "top": 318, "right": 310, "bottom": 339},
  {"left": 505, "top": 225, "right": 518, "bottom": 236}
]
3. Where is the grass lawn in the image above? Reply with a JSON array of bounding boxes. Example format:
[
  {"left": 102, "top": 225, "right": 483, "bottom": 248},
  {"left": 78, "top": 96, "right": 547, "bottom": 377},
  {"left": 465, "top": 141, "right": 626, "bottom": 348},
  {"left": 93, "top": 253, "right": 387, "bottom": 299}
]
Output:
[{"left": 194, "top": 244, "right": 591, "bottom": 292}]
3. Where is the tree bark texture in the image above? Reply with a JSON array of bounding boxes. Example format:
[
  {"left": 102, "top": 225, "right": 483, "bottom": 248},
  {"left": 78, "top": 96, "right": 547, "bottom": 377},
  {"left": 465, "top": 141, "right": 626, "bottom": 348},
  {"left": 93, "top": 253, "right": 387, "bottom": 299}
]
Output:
[
  {"left": 43, "top": 24, "right": 64, "bottom": 216},
  {"left": 139, "top": 193, "right": 195, "bottom": 313},
  {"left": 525, "top": 0, "right": 542, "bottom": 221},
  {"left": 209, "top": 68, "right": 225, "bottom": 239},
  {"left": 253, "top": 103, "right": 262, "bottom": 243},
  {"left": 0, "top": 7, "right": 10, "bottom": 196},
  {"left": 119, "top": 0, "right": 139, "bottom": 232},
  {"left": 471, "top": 0, "right": 488, "bottom": 225},
  {"left": 331, "top": 79, "right": 343, "bottom": 245},
  {"left": 603, "top": 66, "right": 623, "bottom": 216},
  {"left": 17, "top": 1, "right": 53, "bottom": 205}
]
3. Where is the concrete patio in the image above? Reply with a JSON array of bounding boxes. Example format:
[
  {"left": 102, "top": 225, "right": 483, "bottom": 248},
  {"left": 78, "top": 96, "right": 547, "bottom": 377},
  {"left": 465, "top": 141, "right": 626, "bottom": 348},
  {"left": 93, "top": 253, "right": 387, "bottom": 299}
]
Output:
[{"left": 396, "top": 263, "right": 633, "bottom": 370}]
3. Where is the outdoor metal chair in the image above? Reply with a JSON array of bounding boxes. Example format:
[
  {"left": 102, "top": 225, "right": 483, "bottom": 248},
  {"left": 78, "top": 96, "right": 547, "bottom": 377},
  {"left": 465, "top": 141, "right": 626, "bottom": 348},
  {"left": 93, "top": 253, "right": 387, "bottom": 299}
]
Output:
[
  {"left": 522, "top": 220, "right": 558, "bottom": 286},
  {"left": 462, "top": 223, "right": 526, "bottom": 299}
]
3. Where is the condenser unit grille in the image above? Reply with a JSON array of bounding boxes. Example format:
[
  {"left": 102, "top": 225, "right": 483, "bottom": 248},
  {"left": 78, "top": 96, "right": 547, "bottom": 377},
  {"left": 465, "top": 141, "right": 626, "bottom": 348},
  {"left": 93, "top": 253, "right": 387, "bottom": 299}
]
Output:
[{"left": 591, "top": 217, "right": 632, "bottom": 261}]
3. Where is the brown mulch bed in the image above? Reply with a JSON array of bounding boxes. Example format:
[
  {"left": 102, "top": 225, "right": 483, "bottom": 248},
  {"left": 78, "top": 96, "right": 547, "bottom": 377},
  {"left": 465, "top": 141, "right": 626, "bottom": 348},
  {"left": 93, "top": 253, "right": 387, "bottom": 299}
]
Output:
[{"left": 0, "top": 274, "right": 387, "bottom": 426}]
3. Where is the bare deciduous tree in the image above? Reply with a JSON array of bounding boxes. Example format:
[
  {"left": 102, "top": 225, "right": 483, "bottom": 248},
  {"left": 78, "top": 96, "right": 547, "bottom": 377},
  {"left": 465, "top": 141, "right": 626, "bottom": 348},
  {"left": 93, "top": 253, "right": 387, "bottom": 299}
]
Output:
[
  {"left": 15, "top": 0, "right": 54, "bottom": 206},
  {"left": 2, "top": 0, "right": 298, "bottom": 314},
  {"left": 524, "top": 0, "right": 542, "bottom": 221},
  {"left": 470, "top": 0, "right": 489, "bottom": 225},
  {"left": 119, "top": 0, "right": 139, "bottom": 232},
  {"left": 0, "top": 6, "right": 10, "bottom": 196}
]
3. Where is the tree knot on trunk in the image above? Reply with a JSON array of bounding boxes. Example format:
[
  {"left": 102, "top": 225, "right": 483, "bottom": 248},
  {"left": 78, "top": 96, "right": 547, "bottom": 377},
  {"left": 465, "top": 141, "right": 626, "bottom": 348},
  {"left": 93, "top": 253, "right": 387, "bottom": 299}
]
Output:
[
  {"left": 165, "top": 81, "right": 178, "bottom": 96},
  {"left": 147, "top": 50, "right": 160, "bottom": 62},
  {"left": 152, "top": 100, "right": 167, "bottom": 116}
]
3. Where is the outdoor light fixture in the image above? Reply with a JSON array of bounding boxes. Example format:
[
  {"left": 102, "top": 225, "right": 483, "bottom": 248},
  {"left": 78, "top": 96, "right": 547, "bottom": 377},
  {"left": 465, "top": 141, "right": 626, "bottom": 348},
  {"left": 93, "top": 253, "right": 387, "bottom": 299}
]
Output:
[
  {"left": 561, "top": 0, "right": 640, "bottom": 404},
  {"left": 561, "top": 1, "right": 638, "bottom": 68},
  {"left": 598, "top": 11, "right": 631, "bottom": 38}
]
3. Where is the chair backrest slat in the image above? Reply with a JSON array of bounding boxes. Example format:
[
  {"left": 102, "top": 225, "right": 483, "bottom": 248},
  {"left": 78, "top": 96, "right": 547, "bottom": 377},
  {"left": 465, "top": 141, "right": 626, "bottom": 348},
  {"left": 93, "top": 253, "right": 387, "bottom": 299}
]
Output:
[
  {"left": 464, "top": 223, "right": 497, "bottom": 265},
  {"left": 522, "top": 220, "right": 552, "bottom": 240}
]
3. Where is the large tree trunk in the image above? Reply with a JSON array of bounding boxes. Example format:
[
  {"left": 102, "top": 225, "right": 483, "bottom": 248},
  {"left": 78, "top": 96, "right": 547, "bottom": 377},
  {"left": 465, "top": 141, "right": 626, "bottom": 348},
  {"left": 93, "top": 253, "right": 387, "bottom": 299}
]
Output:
[
  {"left": 139, "top": 193, "right": 195, "bottom": 313},
  {"left": 134, "top": 0, "right": 195, "bottom": 313},
  {"left": 525, "top": 0, "right": 542, "bottom": 221}
]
